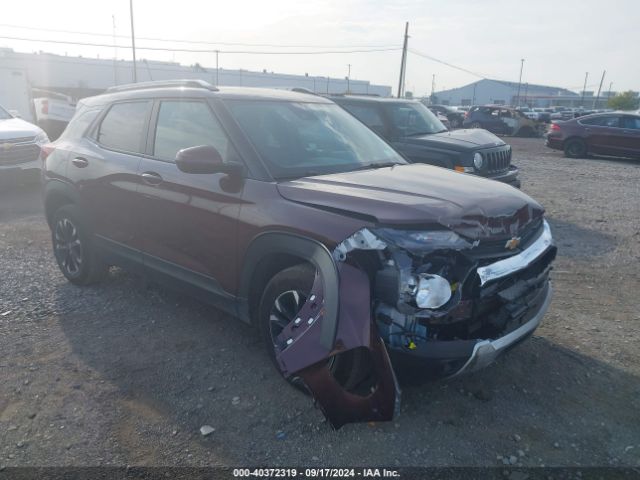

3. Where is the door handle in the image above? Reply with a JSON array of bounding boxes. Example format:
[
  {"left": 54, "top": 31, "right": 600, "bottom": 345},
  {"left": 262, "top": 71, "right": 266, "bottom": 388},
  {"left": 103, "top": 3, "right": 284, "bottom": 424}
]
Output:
[
  {"left": 141, "top": 172, "right": 163, "bottom": 186},
  {"left": 71, "top": 157, "right": 89, "bottom": 168}
]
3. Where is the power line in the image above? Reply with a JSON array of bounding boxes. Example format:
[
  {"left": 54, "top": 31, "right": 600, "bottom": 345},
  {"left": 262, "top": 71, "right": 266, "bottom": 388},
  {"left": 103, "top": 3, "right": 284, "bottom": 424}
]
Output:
[
  {"left": 0, "top": 23, "right": 399, "bottom": 49},
  {"left": 0, "top": 34, "right": 401, "bottom": 55}
]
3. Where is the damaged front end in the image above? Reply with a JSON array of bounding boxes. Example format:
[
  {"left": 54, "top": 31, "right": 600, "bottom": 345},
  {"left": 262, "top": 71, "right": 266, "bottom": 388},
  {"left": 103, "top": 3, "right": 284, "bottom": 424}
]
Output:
[{"left": 272, "top": 219, "right": 556, "bottom": 428}]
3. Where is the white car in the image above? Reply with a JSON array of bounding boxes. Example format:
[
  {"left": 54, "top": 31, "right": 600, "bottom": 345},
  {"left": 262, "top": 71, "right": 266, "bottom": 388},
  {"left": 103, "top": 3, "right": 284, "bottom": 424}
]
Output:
[
  {"left": 32, "top": 89, "right": 76, "bottom": 140},
  {"left": 0, "top": 104, "right": 49, "bottom": 187}
]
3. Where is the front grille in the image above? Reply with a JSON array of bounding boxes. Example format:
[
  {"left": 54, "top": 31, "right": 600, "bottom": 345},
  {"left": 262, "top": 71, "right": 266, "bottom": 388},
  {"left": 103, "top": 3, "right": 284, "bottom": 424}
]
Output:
[
  {"left": 483, "top": 145, "right": 511, "bottom": 176},
  {"left": 466, "top": 217, "right": 544, "bottom": 261},
  {"left": 0, "top": 137, "right": 40, "bottom": 166}
]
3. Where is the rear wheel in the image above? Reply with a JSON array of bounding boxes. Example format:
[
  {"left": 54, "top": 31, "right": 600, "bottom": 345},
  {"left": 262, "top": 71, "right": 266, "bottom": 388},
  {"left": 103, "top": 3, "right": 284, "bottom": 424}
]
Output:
[
  {"left": 564, "top": 138, "right": 587, "bottom": 158},
  {"left": 450, "top": 118, "right": 461, "bottom": 128},
  {"left": 471, "top": 121, "right": 482, "bottom": 129},
  {"left": 257, "top": 264, "right": 369, "bottom": 391},
  {"left": 51, "top": 205, "right": 108, "bottom": 285},
  {"left": 517, "top": 126, "right": 536, "bottom": 137}
]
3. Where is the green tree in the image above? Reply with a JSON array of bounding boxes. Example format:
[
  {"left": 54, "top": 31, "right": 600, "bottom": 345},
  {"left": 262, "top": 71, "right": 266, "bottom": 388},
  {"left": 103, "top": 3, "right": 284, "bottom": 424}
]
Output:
[{"left": 607, "top": 91, "right": 640, "bottom": 110}]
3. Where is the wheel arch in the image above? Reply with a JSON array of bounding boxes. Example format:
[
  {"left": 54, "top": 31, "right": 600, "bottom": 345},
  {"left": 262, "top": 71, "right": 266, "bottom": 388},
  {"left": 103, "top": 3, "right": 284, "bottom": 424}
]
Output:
[
  {"left": 44, "top": 180, "right": 80, "bottom": 228},
  {"left": 237, "top": 231, "right": 339, "bottom": 351}
]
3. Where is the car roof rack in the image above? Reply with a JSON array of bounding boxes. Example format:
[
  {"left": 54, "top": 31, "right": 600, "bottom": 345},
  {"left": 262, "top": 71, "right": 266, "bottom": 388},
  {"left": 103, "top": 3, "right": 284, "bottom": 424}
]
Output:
[{"left": 106, "top": 79, "right": 218, "bottom": 94}]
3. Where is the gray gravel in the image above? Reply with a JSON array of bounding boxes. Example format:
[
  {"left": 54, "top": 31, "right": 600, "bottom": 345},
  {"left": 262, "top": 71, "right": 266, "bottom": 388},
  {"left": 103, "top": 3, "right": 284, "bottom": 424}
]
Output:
[{"left": 0, "top": 137, "right": 639, "bottom": 467}]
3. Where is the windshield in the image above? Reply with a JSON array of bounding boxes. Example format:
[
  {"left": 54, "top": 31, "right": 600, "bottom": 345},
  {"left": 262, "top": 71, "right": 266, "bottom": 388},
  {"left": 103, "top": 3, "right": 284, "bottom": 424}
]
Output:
[
  {"left": 0, "top": 106, "right": 12, "bottom": 120},
  {"left": 383, "top": 102, "right": 447, "bottom": 136},
  {"left": 225, "top": 100, "right": 406, "bottom": 179}
]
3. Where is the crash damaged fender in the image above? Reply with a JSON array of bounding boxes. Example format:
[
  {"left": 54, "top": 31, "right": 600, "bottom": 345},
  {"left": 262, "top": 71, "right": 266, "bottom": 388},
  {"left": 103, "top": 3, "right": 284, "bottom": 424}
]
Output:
[{"left": 243, "top": 232, "right": 400, "bottom": 429}]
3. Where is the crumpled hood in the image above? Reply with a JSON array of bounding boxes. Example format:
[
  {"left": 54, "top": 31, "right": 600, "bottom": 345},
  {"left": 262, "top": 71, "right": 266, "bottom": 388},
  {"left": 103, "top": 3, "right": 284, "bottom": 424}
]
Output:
[
  {"left": 0, "top": 118, "right": 43, "bottom": 140},
  {"left": 277, "top": 164, "right": 543, "bottom": 240},
  {"left": 402, "top": 128, "right": 505, "bottom": 151}
]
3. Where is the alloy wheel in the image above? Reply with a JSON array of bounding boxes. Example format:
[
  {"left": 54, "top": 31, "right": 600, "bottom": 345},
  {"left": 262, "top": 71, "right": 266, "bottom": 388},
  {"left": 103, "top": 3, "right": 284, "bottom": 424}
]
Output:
[{"left": 53, "top": 218, "right": 83, "bottom": 277}]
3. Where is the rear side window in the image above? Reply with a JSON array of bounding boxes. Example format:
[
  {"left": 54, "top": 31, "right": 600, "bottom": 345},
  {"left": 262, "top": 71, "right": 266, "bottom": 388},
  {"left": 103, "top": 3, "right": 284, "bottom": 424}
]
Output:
[
  {"left": 580, "top": 116, "right": 620, "bottom": 127},
  {"left": 59, "top": 108, "right": 100, "bottom": 141},
  {"left": 97, "top": 101, "right": 150, "bottom": 153},
  {"left": 153, "top": 100, "right": 235, "bottom": 162}
]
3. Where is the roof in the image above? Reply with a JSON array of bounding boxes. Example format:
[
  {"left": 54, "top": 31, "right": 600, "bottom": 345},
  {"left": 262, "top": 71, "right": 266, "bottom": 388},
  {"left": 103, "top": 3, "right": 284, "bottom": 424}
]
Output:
[
  {"left": 80, "top": 82, "right": 334, "bottom": 107},
  {"left": 437, "top": 79, "right": 579, "bottom": 97}
]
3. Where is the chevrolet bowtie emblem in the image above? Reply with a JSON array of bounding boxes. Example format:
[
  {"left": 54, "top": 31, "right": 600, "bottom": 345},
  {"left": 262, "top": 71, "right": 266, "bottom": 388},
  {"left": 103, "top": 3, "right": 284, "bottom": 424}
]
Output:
[{"left": 505, "top": 236, "right": 521, "bottom": 250}]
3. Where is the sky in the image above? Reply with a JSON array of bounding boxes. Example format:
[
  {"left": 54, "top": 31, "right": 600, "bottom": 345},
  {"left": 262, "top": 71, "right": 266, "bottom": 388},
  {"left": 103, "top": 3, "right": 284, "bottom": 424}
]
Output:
[{"left": 1, "top": 0, "right": 638, "bottom": 95}]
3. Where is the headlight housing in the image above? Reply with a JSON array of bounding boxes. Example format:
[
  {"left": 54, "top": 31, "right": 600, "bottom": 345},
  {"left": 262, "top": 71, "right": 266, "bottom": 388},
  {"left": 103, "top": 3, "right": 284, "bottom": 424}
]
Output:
[
  {"left": 34, "top": 131, "right": 50, "bottom": 145},
  {"left": 371, "top": 228, "right": 475, "bottom": 252},
  {"left": 415, "top": 274, "right": 451, "bottom": 309},
  {"left": 473, "top": 152, "right": 484, "bottom": 169}
]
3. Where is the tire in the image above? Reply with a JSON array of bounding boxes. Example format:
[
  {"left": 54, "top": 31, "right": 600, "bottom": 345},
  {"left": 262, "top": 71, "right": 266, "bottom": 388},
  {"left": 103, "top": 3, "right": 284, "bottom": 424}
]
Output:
[
  {"left": 563, "top": 138, "right": 587, "bottom": 158},
  {"left": 257, "top": 264, "right": 369, "bottom": 392},
  {"left": 51, "top": 205, "right": 108, "bottom": 285},
  {"left": 471, "top": 122, "right": 482, "bottom": 129},
  {"left": 450, "top": 118, "right": 461, "bottom": 129},
  {"left": 517, "top": 126, "right": 535, "bottom": 137}
]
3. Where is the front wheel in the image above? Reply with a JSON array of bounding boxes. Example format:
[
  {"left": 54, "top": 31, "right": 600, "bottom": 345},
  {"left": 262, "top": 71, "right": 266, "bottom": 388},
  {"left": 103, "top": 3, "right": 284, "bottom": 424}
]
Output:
[
  {"left": 257, "top": 264, "right": 369, "bottom": 392},
  {"left": 51, "top": 205, "right": 108, "bottom": 285}
]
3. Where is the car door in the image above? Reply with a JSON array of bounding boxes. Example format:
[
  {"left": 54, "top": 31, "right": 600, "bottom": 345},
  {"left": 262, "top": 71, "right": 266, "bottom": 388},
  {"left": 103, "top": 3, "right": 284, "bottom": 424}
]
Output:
[
  {"left": 135, "top": 98, "right": 244, "bottom": 305},
  {"left": 581, "top": 115, "right": 624, "bottom": 155},
  {"left": 620, "top": 116, "right": 640, "bottom": 157},
  {"left": 66, "top": 100, "right": 152, "bottom": 270}
]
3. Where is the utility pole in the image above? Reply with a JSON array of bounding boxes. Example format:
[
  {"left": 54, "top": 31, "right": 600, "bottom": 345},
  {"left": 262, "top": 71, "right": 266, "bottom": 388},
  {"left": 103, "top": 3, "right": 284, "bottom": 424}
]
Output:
[
  {"left": 607, "top": 81, "right": 613, "bottom": 101},
  {"left": 581, "top": 72, "right": 589, "bottom": 107},
  {"left": 346, "top": 64, "right": 351, "bottom": 93},
  {"left": 397, "top": 22, "right": 409, "bottom": 98},
  {"left": 112, "top": 15, "right": 118, "bottom": 85},
  {"left": 215, "top": 50, "right": 219, "bottom": 85},
  {"left": 593, "top": 70, "right": 606, "bottom": 109},
  {"left": 129, "top": 0, "right": 137, "bottom": 82},
  {"left": 472, "top": 82, "right": 477, "bottom": 105},
  {"left": 515, "top": 58, "right": 524, "bottom": 107},
  {"left": 523, "top": 83, "right": 529, "bottom": 107}
]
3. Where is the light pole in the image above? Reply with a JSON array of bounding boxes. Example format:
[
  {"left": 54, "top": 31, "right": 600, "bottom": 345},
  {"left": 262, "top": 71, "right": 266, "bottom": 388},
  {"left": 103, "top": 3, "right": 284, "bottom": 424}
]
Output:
[
  {"left": 346, "top": 64, "right": 351, "bottom": 93},
  {"left": 515, "top": 58, "right": 524, "bottom": 107},
  {"left": 581, "top": 72, "right": 589, "bottom": 108},
  {"left": 215, "top": 50, "right": 219, "bottom": 85},
  {"left": 129, "top": 0, "right": 137, "bottom": 83}
]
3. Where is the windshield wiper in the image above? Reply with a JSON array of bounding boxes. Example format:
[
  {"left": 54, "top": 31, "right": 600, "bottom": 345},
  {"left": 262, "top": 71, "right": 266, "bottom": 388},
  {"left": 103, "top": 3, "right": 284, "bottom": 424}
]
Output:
[
  {"left": 406, "top": 131, "right": 435, "bottom": 137},
  {"left": 351, "top": 162, "right": 403, "bottom": 171}
]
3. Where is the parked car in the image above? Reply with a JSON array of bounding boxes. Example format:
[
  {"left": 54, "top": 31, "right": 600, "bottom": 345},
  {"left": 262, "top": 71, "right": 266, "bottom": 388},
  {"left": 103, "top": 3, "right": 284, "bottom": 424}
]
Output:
[
  {"left": 426, "top": 104, "right": 465, "bottom": 128},
  {"left": 32, "top": 88, "right": 76, "bottom": 140},
  {"left": 330, "top": 95, "right": 520, "bottom": 187},
  {"left": 533, "top": 108, "right": 551, "bottom": 123},
  {"left": 430, "top": 109, "right": 451, "bottom": 129},
  {"left": 463, "top": 105, "right": 542, "bottom": 137},
  {"left": 43, "top": 80, "right": 556, "bottom": 428},
  {"left": 546, "top": 112, "right": 640, "bottom": 158},
  {"left": 0, "top": 104, "right": 49, "bottom": 188}
]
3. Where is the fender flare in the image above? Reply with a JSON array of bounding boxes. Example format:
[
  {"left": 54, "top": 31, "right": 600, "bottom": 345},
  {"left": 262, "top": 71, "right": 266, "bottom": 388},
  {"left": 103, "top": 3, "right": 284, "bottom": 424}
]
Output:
[
  {"left": 43, "top": 180, "right": 81, "bottom": 226},
  {"left": 238, "top": 231, "right": 339, "bottom": 351}
]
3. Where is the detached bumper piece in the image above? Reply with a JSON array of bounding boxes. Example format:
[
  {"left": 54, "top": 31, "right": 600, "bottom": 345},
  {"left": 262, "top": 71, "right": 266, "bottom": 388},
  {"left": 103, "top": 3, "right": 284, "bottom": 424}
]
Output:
[{"left": 273, "top": 263, "right": 400, "bottom": 430}]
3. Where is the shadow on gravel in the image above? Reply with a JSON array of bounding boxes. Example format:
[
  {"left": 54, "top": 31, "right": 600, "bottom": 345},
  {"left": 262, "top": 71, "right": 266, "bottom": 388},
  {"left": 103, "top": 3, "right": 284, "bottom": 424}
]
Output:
[
  {"left": 0, "top": 184, "right": 43, "bottom": 222},
  {"left": 54, "top": 271, "right": 640, "bottom": 466},
  {"left": 546, "top": 217, "right": 617, "bottom": 259}
]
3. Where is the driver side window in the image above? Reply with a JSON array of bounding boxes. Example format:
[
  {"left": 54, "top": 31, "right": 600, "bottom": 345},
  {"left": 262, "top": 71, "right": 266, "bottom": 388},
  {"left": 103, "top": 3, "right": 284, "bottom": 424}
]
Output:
[{"left": 153, "top": 100, "right": 237, "bottom": 162}]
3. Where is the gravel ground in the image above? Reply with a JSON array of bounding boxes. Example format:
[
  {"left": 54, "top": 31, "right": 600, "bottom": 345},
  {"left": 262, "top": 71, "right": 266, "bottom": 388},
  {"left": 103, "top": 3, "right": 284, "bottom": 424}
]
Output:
[{"left": 0, "top": 137, "right": 639, "bottom": 468}]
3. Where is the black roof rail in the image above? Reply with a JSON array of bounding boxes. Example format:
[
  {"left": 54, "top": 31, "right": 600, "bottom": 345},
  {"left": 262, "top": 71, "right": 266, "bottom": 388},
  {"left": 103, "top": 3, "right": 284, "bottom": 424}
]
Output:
[{"left": 106, "top": 79, "right": 218, "bottom": 94}]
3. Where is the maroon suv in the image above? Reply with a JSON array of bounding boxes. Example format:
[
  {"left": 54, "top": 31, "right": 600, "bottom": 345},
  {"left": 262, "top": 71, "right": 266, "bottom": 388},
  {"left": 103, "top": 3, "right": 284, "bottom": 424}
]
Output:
[
  {"left": 43, "top": 80, "right": 556, "bottom": 428},
  {"left": 546, "top": 112, "right": 640, "bottom": 158}
]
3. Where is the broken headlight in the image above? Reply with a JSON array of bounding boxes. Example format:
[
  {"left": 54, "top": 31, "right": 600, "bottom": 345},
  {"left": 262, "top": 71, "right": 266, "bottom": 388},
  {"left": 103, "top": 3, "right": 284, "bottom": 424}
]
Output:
[
  {"left": 371, "top": 228, "right": 474, "bottom": 253},
  {"left": 414, "top": 273, "right": 452, "bottom": 309}
]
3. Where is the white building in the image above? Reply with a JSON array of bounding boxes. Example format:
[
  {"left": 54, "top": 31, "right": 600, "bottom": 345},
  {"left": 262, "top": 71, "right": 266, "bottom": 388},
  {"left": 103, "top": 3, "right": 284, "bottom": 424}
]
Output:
[{"left": 0, "top": 48, "right": 392, "bottom": 102}]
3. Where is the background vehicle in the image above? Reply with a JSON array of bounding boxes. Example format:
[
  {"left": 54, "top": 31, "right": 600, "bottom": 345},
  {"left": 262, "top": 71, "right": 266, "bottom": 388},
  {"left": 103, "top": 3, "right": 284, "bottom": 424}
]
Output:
[
  {"left": 430, "top": 108, "right": 451, "bottom": 129},
  {"left": 32, "top": 88, "right": 76, "bottom": 140},
  {"left": 330, "top": 95, "right": 520, "bottom": 187},
  {"left": 463, "top": 105, "right": 541, "bottom": 137},
  {"left": 43, "top": 80, "right": 554, "bottom": 428},
  {"left": 426, "top": 104, "right": 465, "bottom": 128},
  {"left": 546, "top": 112, "right": 640, "bottom": 158},
  {"left": 0, "top": 104, "right": 49, "bottom": 187}
]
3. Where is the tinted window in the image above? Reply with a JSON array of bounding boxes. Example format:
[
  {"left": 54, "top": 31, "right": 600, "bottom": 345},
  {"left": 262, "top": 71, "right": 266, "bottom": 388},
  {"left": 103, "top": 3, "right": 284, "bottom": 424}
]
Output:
[
  {"left": 98, "top": 101, "right": 150, "bottom": 153},
  {"left": 340, "top": 104, "right": 386, "bottom": 133},
  {"left": 621, "top": 116, "right": 640, "bottom": 129},
  {"left": 382, "top": 102, "right": 446, "bottom": 136},
  {"left": 153, "top": 101, "right": 235, "bottom": 162},
  {"left": 580, "top": 116, "right": 620, "bottom": 127},
  {"left": 60, "top": 108, "right": 100, "bottom": 140},
  {"left": 226, "top": 100, "right": 405, "bottom": 179}
]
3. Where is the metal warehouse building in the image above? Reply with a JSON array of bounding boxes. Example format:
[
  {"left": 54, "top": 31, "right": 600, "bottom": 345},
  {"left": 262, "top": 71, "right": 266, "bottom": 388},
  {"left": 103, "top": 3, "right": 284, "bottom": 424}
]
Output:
[
  {"left": 432, "top": 79, "right": 615, "bottom": 109},
  {"left": 0, "top": 48, "right": 392, "bottom": 101}
]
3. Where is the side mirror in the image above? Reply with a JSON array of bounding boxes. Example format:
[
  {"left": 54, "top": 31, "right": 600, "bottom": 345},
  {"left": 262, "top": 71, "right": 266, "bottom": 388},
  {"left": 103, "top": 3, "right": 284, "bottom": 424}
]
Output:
[{"left": 175, "top": 145, "right": 243, "bottom": 176}]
